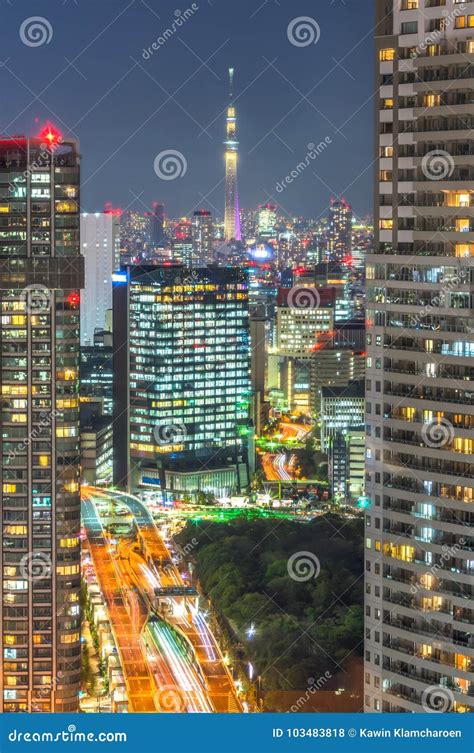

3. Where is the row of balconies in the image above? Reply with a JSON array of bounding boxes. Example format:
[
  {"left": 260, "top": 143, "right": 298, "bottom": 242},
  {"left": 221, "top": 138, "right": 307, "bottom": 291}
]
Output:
[{"left": 382, "top": 595, "right": 473, "bottom": 628}]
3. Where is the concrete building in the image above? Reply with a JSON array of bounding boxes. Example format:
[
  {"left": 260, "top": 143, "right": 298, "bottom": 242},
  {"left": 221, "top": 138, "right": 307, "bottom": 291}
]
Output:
[
  {"left": 80, "top": 211, "right": 120, "bottom": 345},
  {"left": 365, "top": 0, "right": 474, "bottom": 714}
]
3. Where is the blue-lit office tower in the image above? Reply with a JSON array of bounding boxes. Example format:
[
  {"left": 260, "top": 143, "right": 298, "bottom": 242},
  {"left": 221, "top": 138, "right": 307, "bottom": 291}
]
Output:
[{"left": 113, "top": 265, "right": 251, "bottom": 499}]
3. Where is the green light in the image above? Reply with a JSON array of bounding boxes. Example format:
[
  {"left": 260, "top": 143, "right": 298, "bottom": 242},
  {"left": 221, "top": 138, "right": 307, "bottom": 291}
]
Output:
[{"left": 357, "top": 497, "right": 370, "bottom": 509}]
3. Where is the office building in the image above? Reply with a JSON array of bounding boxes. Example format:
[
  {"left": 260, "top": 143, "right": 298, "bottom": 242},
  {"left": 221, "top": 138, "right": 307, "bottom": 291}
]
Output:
[
  {"left": 80, "top": 211, "right": 119, "bottom": 345},
  {"left": 171, "top": 219, "right": 193, "bottom": 265},
  {"left": 0, "top": 129, "right": 83, "bottom": 712},
  {"left": 149, "top": 201, "right": 165, "bottom": 248},
  {"left": 275, "top": 286, "right": 335, "bottom": 357},
  {"left": 328, "top": 197, "right": 352, "bottom": 262},
  {"left": 80, "top": 414, "right": 113, "bottom": 487},
  {"left": 80, "top": 332, "right": 113, "bottom": 417},
  {"left": 257, "top": 203, "right": 277, "bottom": 241},
  {"left": 113, "top": 265, "right": 251, "bottom": 498},
  {"left": 119, "top": 210, "right": 151, "bottom": 263},
  {"left": 321, "top": 380, "right": 365, "bottom": 451},
  {"left": 365, "top": 0, "right": 474, "bottom": 714},
  {"left": 192, "top": 210, "right": 214, "bottom": 265}
]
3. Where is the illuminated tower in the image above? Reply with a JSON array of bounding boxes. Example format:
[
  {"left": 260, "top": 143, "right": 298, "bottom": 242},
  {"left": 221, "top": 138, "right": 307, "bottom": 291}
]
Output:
[
  {"left": 224, "top": 68, "right": 241, "bottom": 242},
  {"left": 0, "top": 128, "right": 83, "bottom": 712}
]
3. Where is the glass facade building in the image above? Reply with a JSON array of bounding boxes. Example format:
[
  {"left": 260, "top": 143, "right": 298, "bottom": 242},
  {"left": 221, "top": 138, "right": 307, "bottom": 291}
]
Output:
[
  {"left": 113, "top": 265, "right": 251, "bottom": 495},
  {"left": 0, "top": 133, "right": 83, "bottom": 712}
]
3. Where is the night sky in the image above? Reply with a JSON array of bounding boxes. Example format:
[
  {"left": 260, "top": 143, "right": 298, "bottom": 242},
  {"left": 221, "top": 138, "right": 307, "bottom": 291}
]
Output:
[{"left": 1, "top": 0, "right": 375, "bottom": 220}]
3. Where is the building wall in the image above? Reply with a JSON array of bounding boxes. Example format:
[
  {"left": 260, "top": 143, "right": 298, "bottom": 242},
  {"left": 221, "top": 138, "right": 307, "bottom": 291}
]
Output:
[
  {"left": 80, "top": 212, "right": 118, "bottom": 345},
  {"left": 0, "top": 135, "right": 83, "bottom": 712},
  {"left": 365, "top": 0, "right": 474, "bottom": 713},
  {"left": 113, "top": 265, "right": 251, "bottom": 494}
]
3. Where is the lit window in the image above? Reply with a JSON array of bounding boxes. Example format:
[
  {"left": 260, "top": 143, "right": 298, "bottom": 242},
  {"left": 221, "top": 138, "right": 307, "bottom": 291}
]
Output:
[
  {"left": 379, "top": 48, "right": 395, "bottom": 61},
  {"left": 424, "top": 93, "right": 440, "bottom": 107}
]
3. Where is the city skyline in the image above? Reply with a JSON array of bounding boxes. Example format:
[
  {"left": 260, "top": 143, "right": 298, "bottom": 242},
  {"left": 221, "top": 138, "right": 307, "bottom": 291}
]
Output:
[
  {"left": 0, "top": 0, "right": 374, "bottom": 219},
  {"left": 0, "top": 0, "right": 472, "bottom": 729}
]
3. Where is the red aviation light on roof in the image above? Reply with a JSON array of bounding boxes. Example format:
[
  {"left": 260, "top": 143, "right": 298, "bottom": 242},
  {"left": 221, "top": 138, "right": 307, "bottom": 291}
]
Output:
[
  {"left": 67, "top": 292, "right": 80, "bottom": 308},
  {"left": 38, "top": 123, "right": 62, "bottom": 149}
]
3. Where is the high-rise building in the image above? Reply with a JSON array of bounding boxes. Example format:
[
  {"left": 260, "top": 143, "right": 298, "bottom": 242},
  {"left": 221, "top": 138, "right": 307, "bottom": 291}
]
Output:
[
  {"left": 113, "top": 265, "right": 251, "bottom": 499},
  {"left": 171, "top": 218, "right": 193, "bottom": 265},
  {"left": 224, "top": 68, "right": 242, "bottom": 242},
  {"left": 0, "top": 129, "right": 83, "bottom": 712},
  {"left": 80, "top": 211, "right": 119, "bottom": 345},
  {"left": 149, "top": 201, "right": 165, "bottom": 248},
  {"left": 365, "top": 0, "right": 474, "bottom": 714},
  {"left": 192, "top": 210, "right": 214, "bottom": 265},
  {"left": 257, "top": 203, "right": 277, "bottom": 241},
  {"left": 80, "top": 332, "right": 113, "bottom": 417},
  {"left": 320, "top": 380, "right": 365, "bottom": 452},
  {"left": 119, "top": 210, "right": 151, "bottom": 263},
  {"left": 275, "top": 286, "right": 335, "bottom": 357},
  {"left": 328, "top": 197, "right": 352, "bottom": 262}
]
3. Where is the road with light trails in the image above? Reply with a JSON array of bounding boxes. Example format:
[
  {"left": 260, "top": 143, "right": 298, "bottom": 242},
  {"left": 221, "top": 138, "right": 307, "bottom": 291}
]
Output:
[
  {"left": 262, "top": 451, "right": 298, "bottom": 482},
  {"left": 83, "top": 486, "right": 243, "bottom": 713},
  {"left": 81, "top": 495, "right": 158, "bottom": 712}
]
